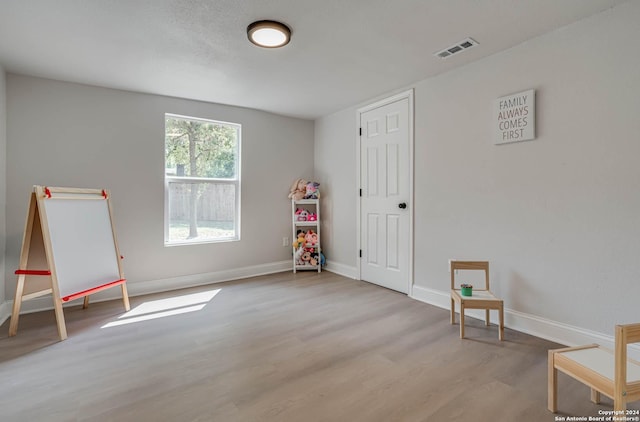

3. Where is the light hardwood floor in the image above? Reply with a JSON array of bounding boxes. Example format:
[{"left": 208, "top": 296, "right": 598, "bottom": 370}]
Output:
[{"left": 1, "top": 271, "right": 637, "bottom": 421}]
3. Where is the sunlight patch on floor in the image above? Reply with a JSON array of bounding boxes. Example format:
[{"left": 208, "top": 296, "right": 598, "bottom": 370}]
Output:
[{"left": 101, "top": 288, "right": 221, "bottom": 328}]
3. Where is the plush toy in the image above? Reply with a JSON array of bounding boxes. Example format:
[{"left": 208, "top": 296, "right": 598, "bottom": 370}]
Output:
[
  {"left": 294, "top": 246, "right": 305, "bottom": 265},
  {"left": 308, "top": 212, "right": 317, "bottom": 222},
  {"left": 304, "top": 230, "right": 318, "bottom": 246},
  {"left": 292, "top": 231, "right": 306, "bottom": 248},
  {"left": 304, "top": 182, "right": 320, "bottom": 199},
  {"left": 295, "top": 208, "right": 309, "bottom": 221},
  {"left": 288, "top": 178, "right": 308, "bottom": 201},
  {"left": 297, "top": 209, "right": 309, "bottom": 221},
  {"left": 301, "top": 250, "right": 312, "bottom": 265},
  {"left": 309, "top": 253, "right": 318, "bottom": 266}
]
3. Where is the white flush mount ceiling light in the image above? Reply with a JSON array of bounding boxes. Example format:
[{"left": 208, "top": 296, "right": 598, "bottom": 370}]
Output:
[{"left": 247, "top": 20, "right": 291, "bottom": 48}]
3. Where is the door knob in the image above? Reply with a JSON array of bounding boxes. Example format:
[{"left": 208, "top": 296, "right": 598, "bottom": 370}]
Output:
[{"left": 398, "top": 202, "right": 407, "bottom": 209}]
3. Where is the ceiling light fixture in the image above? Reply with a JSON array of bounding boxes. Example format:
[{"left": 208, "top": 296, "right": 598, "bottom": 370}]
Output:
[{"left": 247, "top": 20, "right": 291, "bottom": 48}]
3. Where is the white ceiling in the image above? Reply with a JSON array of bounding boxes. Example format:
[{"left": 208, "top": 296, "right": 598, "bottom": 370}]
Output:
[{"left": 0, "top": 0, "right": 629, "bottom": 120}]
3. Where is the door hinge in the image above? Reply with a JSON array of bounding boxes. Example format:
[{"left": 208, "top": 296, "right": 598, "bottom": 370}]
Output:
[
  {"left": 359, "top": 188, "right": 362, "bottom": 197},
  {"left": 359, "top": 249, "right": 362, "bottom": 258},
  {"left": 359, "top": 127, "right": 362, "bottom": 136}
]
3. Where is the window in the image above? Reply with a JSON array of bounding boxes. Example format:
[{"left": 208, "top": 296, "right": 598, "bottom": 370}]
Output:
[{"left": 164, "top": 114, "right": 241, "bottom": 245}]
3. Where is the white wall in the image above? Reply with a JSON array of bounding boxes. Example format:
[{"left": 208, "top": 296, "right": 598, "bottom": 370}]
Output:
[
  {"left": 5, "top": 75, "right": 314, "bottom": 304},
  {"left": 0, "top": 65, "right": 6, "bottom": 306},
  {"left": 314, "top": 111, "right": 358, "bottom": 277},
  {"left": 315, "top": 2, "right": 640, "bottom": 338}
]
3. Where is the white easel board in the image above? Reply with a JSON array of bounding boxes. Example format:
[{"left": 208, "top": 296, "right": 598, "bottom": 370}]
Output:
[
  {"left": 9, "top": 186, "right": 130, "bottom": 340},
  {"left": 44, "top": 197, "right": 121, "bottom": 299}
]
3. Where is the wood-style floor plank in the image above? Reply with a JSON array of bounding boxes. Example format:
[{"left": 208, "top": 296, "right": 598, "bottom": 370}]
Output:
[{"left": 1, "top": 271, "right": 637, "bottom": 421}]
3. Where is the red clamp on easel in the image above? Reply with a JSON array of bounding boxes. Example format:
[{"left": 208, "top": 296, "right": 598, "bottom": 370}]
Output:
[
  {"left": 44, "top": 187, "right": 52, "bottom": 198},
  {"left": 15, "top": 269, "right": 52, "bottom": 276},
  {"left": 62, "top": 279, "right": 126, "bottom": 302},
  {"left": 101, "top": 189, "right": 108, "bottom": 199}
]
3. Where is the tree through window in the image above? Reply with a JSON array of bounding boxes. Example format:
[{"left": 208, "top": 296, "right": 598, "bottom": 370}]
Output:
[{"left": 164, "top": 114, "right": 241, "bottom": 245}]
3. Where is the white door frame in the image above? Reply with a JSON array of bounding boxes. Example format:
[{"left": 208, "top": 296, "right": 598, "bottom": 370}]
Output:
[{"left": 356, "top": 89, "right": 414, "bottom": 295}]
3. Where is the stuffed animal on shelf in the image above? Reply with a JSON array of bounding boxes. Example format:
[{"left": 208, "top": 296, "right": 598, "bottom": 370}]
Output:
[
  {"left": 294, "top": 246, "right": 305, "bottom": 265},
  {"left": 308, "top": 212, "right": 317, "bottom": 222},
  {"left": 304, "top": 230, "right": 318, "bottom": 246},
  {"left": 304, "top": 182, "right": 320, "bottom": 199},
  {"left": 301, "top": 250, "right": 312, "bottom": 265},
  {"left": 295, "top": 209, "right": 309, "bottom": 221},
  {"left": 309, "top": 253, "right": 318, "bottom": 266},
  {"left": 288, "top": 178, "right": 308, "bottom": 201},
  {"left": 292, "top": 231, "right": 306, "bottom": 248}
]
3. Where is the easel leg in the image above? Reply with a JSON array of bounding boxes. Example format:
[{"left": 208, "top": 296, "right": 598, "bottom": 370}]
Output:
[
  {"left": 83, "top": 296, "right": 90, "bottom": 309},
  {"left": 9, "top": 275, "right": 26, "bottom": 337},
  {"left": 52, "top": 297, "right": 68, "bottom": 340},
  {"left": 121, "top": 283, "right": 130, "bottom": 311}
]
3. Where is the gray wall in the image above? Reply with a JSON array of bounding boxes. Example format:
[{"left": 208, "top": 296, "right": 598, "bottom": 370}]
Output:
[
  {"left": 0, "top": 65, "right": 6, "bottom": 304},
  {"left": 5, "top": 75, "right": 314, "bottom": 300},
  {"left": 315, "top": 2, "right": 640, "bottom": 335}
]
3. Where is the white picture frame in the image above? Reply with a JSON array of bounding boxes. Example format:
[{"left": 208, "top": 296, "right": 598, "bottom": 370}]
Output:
[{"left": 494, "top": 89, "right": 535, "bottom": 145}]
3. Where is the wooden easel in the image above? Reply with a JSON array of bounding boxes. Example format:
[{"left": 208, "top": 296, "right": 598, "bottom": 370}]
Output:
[{"left": 9, "top": 186, "right": 130, "bottom": 340}]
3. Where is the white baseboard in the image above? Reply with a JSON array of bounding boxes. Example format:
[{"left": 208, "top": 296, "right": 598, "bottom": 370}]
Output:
[
  {"left": 410, "top": 285, "right": 640, "bottom": 360},
  {"left": 4, "top": 268, "right": 638, "bottom": 361},
  {"left": 324, "top": 261, "right": 357, "bottom": 279},
  {"left": 125, "top": 260, "right": 292, "bottom": 297},
  {"left": 0, "top": 260, "right": 292, "bottom": 324}
]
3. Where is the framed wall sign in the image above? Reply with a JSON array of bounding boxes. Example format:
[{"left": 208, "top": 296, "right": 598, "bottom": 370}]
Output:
[{"left": 494, "top": 89, "right": 535, "bottom": 145}]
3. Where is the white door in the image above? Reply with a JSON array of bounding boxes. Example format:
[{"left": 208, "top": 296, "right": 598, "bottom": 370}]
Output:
[{"left": 359, "top": 93, "right": 412, "bottom": 293}]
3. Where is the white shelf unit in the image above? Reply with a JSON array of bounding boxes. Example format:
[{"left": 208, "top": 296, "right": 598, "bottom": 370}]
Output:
[{"left": 291, "top": 199, "right": 321, "bottom": 273}]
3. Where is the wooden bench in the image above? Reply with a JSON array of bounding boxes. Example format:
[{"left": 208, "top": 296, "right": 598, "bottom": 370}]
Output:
[{"left": 548, "top": 323, "right": 640, "bottom": 413}]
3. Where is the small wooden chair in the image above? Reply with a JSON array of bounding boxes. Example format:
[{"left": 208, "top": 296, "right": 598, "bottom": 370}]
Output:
[
  {"left": 450, "top": 260, "right": 504, "bottom": 340},
  {"left": 548, "top": 323, "right": 640, "bottom": 413}
]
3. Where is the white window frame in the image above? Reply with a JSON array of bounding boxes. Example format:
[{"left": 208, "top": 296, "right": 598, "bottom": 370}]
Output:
[{"left": 164, "top": 114, "right": 241, "bottom": 246}]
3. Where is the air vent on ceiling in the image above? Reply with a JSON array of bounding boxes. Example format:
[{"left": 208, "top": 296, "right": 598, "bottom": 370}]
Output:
[{"left": 434, "top": 37, "right": 478, "bottom": 59}]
